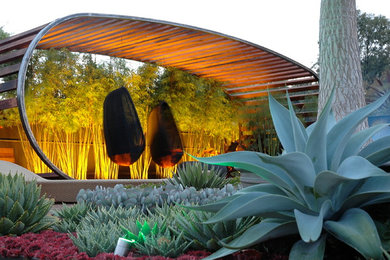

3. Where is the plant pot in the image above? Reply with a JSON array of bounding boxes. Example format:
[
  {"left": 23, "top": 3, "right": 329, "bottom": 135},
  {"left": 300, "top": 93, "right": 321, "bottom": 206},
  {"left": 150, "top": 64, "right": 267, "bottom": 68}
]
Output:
[{"left": 239, "top": 171, "right": 266, "bottom": 187}]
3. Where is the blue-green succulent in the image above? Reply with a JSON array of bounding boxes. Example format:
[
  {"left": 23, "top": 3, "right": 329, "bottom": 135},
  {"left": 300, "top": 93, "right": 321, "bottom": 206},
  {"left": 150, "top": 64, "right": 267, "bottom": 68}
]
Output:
[{"left": 193, "top": 90, "right": 390, "bottom": 259}]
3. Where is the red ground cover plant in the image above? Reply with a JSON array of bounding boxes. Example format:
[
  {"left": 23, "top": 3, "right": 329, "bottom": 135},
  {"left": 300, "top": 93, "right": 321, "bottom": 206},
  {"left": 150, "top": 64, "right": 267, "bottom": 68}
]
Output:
[
  {"left": 0, "top": 230, "right": 286, "bottom": 259},
  {"left": 0, "top": 230, "right": 210, "bottom": 259}
]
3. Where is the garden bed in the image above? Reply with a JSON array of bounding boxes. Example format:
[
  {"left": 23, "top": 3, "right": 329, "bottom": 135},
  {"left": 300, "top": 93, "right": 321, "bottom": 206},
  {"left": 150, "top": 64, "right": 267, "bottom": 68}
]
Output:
[{"left": 0, "top": 230, "right": 289, "bottom": 260}]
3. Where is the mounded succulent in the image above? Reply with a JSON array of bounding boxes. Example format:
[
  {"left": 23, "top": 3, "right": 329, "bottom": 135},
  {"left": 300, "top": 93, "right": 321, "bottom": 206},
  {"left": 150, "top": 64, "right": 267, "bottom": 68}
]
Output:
[
  {"left": 52, "top": 202, "right": 94, "bottom": 232},
  {"left": 76, "top": 183, "right": 237, "bottom": 212},
  {"left": 69, "top": 205, "right": 142, "bottom": 257},
  {"left": 0, "top": 173, "right": 56, "bottom": 236},
  {"left": 121, "top": 218, "right": 191, "bottom": 258},
  {"left": 192, "top": 90, "right": 390, "bottom": 259},
  {"left": 134, "top": 229, "right": 191, "bottom": 258},
  {"left": 166, "top": 162, "right": 230, "bottom": 190},
  {"left": 69, "top": 220, "right": 121, "bottom": 257}
]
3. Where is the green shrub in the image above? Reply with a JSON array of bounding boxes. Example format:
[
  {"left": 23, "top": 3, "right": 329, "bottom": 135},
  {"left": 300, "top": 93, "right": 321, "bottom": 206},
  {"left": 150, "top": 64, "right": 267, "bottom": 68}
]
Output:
[
  {"left": 193, "top": 91, "right": 390, "bottom": 259},
  {"left": 0, "top": 173, "right": 56, "bottom": 235}
]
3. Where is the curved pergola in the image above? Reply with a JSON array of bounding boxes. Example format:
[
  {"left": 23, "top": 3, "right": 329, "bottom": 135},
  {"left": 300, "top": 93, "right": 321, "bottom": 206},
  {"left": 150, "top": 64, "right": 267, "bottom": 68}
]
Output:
[{"left": 0, "top": 13, "right": 319, "bottom": 179}]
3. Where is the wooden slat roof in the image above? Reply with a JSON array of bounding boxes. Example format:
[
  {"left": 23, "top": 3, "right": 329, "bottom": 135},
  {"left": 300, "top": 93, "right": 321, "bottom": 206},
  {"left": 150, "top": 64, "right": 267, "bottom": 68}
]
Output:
[
  {"left": 0, "top": 13, "right": 318, "bottom": 104},
  {"left": 34, "top": 14, "right": 318, "bottom": 103}
]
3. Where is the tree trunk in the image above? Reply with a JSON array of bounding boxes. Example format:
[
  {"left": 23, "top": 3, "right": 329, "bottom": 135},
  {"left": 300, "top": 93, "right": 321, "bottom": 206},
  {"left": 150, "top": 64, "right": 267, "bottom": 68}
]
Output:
[{"left": 319, "top": 0, "right": 367, "bottom": 129}]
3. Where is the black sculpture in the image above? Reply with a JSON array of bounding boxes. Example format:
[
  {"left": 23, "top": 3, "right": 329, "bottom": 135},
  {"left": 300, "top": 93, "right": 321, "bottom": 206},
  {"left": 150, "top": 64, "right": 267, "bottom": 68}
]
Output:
[
  {"left": 103, "top": 87, "right": 145, "bottom": 166},
  {"left": 147, "top": 101, "right": 183, "bottom": 168}
]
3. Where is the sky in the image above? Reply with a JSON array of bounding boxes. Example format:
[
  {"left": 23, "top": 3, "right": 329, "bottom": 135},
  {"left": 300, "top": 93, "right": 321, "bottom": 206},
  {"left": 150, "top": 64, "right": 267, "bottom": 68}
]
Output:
[{"left": 1, "top": 0, "right": 390, "bottom": 69}]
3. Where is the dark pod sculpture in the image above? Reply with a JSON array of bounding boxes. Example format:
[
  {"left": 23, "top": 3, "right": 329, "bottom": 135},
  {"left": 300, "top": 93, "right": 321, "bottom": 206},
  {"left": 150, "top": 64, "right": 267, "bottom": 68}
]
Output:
[
  {"left": 147, "top": 101, "right": 183, "bottom": 168},
  {"left": 103, "top": 87, "right": 145, "bottom": 166}
]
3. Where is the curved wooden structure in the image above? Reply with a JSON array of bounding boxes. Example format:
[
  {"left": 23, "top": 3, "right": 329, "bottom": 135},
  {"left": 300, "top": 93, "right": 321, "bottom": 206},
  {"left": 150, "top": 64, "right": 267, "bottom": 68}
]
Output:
[{"left": 0, "top": 13, "right": 319, "bottom": 179}]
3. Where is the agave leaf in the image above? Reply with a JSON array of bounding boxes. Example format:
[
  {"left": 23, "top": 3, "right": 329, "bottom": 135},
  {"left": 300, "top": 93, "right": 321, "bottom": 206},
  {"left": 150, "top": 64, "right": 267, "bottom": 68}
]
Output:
[
  {"left": 294, "top": 200, "right": 331, "bottom": 243},
  {"left": 327, "top": 91, "right": 390, "bottom": 171},
  {"left": 141, "top": 221, "right": 151, "bottom": 235},
  {"left": 258, "top": 152, "right": 316, "bottom": 205},
  {"left": 185, "top": 194, "right": 240, "bottom": 213},
  {"left": 324, "top": 208, "right": 383, "bottom": 260},
  {"left": 236, "top": 183, "right": 286, "bottom": 196},
  {"left": 359, "top": 193, "right": 390, "bottom": 208},
  {"left": 340, "top": 176, "right": 390, "bottom": 210},
  {"left": 0, "top": 198, "right": 4, "bottom": 217},
  {"left": 25, "top": 216, "right": 56, "bottom": 233},
  {"left": 338, "top": 156, "right": 387, "bottom": 178},
  {"left": 359, "top": 135, "right": 390, "bottom": 166},
  {"left": 204, "top": 193, "right": 307, "bottom": 224},
  {"left": 202, "top": 247, "right": 240, "bottom": 260},
  {"left": 123, "top": 228, "right": 138, "bottom": 241},
  {"left": 221, "top": 219, "right": 298, "bottom": 249},
  {"left": 269, "top": 94, "right": 296, "bottom": 153},
  {"left": 0, "top": 217, "right": 13, "bottom": 235},
  {"left": 305, "top": 88, "right": 334, "bottom": 173},
  {"left": 289, "top": 234, "right": 326, "bottom": 260},
  {"left": 9, "top": 221, "right": 25, "bottom": 235},
  {"left": 314, "top": 171, "right": 361, "bottom": 198},
  {"left": 314, "top": 158, "right": 386, "bottom": 199},
  {"left": 286, "top": 92, "right": 308, "bottom": 152},
  {"left": 341, "top": 124, "right": 388, "bottom": 161},
  {"left": 194, "top": 151, "right": 294, "bottom": 191},
  {"left": 7, "top": 201, "right": 24, "bottom": 222},
  {"left": 4, "top": 196, "right": 14, "bottom": 214}
]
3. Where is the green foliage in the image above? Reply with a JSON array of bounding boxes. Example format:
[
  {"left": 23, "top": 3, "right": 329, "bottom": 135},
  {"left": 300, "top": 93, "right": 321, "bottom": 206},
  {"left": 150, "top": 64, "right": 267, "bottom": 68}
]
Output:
[
  {"left": 134, "top": 229, "right": 191, "bottom": 258},
  {"left": 52, "top": 202, "right": 94, "bottom": 232},
  {"left": 366, "top": 70, "right": 390, "bottom": 116},
  {"left": 154, "top": 67, "right": 239, "bottom": 140},
  {"left": 0, "top": 26, "right": 10, "bottom": 40},
  {"left": 238, "top": 101, "right": 281, "bottom": 155},
  {"left": 121, "top": 211, "right": 191, "bottom": 258},
  {"left": 76, "top": 183, "right": 237, "bottom": 212},
  {"left": 122, "top": 220, "right": 163, "bottom": 244},
  {"left": 192, "top": 90, "right": 390, "bottom": 259},
  {"left": 157, "top": 205, "right": 260, "bottom": 251},
  {"left": 0, "top": 173, "right": 56, "bottom": 235},
  {"left": 358, "top": 11, "right": 390, "bottom": 83},
  {"left": 166, "top": 162, "right": 230, "bottom": 190},
  {"left": 70, "top": 220, "right": 121, "bottom": 257},
  {"left": 69, "top": 205, "right": 141, "bottom": 257}
]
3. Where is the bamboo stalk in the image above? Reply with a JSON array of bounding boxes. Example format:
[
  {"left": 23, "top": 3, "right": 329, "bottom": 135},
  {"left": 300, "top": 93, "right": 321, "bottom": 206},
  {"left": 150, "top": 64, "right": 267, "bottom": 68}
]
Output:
[{"left": 92, "top": 125, "right": 118, "bottom": 179}]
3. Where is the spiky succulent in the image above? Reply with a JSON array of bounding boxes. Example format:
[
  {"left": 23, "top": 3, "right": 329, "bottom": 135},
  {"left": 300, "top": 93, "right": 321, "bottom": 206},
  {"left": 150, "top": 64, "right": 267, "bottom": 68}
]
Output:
[
  {"left": 69, "top": 205, "right": 142, "bottom": 257},
  {"left": 52, "top": 202, "right": 94, "bottom": 232},
  {"left": 0, "top": 173, "right": 56, "bottom": 235},
  {"left": 134, "top": 229, "right": 191, "bottom": 258},
  {"left": 193, "top": 90, "right": 390, "bottom": 259},
  {"left": 156, "top": 205, "right": 260, "bottom": 251},
  {"left": 70, "top": 220, "right": 121, "bottom": 257},
  {"left": 166, "top": 162, "right": 230, "bottom": 190},
  {"left": 121, "top": 219, "right": 191, "bottom": 258}
]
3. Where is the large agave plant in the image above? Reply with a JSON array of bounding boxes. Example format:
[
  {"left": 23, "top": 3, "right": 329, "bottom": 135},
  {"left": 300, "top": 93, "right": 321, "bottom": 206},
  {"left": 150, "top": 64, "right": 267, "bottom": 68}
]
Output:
[{"left": 193, "top": 90, "right": 390, "bottom": 259}]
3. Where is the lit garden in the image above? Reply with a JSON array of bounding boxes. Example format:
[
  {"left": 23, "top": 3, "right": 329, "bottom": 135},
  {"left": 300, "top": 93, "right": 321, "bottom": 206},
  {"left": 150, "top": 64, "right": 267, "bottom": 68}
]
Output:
[{"left": 1, "top": 2, "right": 390, "bottom": 259}]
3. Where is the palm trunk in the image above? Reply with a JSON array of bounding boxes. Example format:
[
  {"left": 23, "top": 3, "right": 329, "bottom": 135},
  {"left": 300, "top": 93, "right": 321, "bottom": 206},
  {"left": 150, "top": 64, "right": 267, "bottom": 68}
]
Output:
[{"left": 319, "top": 0, "right": 367, "bottom": 130}]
